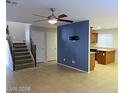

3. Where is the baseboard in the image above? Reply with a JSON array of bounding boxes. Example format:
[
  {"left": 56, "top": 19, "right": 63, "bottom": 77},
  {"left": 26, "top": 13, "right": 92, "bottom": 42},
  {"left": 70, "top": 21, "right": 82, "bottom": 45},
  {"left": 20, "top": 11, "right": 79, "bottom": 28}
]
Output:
[
  {"left": 47, "top": 60, "right": 56, "bottom": 62},
  {"left": 37, "top": 61, "right": 45, "bottom": 63},
  {"left": 57, "top": 63, "right": 89, "bottom": 73}
]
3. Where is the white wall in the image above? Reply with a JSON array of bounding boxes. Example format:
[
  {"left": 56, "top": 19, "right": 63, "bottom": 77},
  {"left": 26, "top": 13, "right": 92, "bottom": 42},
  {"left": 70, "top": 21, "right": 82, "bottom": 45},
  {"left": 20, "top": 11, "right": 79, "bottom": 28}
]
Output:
[
  {"left": 93, "top": 28, "right": 118, "bottom": 63},
  {"left": 6, "top": 40, "right": 13, "bottom": 70},
  {"left": 7, "top": 21, "right": 26, "bottom": 42},
  {"left": 25, "top": 24, "right": 31, "bottom": 50}
]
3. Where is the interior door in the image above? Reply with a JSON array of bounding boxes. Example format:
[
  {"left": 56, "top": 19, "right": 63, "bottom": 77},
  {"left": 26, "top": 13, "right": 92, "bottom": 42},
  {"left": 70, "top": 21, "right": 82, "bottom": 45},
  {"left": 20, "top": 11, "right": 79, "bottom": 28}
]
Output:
[
  {"left": 47, "top": 31, "right": 57, "bottom": 61},
  {"left": 31, "top": 31, "right": 45, "bottom": 63}
]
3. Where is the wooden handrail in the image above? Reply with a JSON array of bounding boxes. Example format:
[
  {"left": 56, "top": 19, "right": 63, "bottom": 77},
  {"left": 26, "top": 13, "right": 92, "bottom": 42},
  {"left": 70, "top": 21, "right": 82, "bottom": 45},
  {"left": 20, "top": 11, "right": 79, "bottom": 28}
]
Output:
[
  {"left": 6, "top": 25, "right": 15, "bottom": 71},
  {"left": 30, "top": 38, "right": 37, "bottom": 67}
]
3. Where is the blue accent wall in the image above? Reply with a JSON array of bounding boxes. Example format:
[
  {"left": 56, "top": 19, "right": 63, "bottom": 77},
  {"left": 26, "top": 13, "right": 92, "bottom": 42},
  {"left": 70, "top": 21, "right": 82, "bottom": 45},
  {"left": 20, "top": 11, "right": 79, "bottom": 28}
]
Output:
[{"left": 57, "top": 20, "right": 89, "bottom": 72}]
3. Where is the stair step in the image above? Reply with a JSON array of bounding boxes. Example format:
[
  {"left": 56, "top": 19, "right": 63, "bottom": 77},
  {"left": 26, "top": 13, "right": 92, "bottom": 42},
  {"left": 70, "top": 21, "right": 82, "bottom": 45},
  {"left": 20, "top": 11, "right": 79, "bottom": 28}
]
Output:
[
  {"left": 15, "top": 55, "right": 31, "bottom": 60},
  {"left": 13, "top": 48, "right": 28, "bottom": 52},
  {"left": 13, "top": 43, "right": 26, "bottom": 45},
  {"left": 14, "top": 51, "right": 30, "bottom": 56},
  {"left": 15, "top": 58, "right": 33, "bottom": 65},
  {"left": 13, "top": 45, "right": 27, "bottom": 48},
  {"left": 12, "top": 43, "right": 35, "bottom": 70},
  {"left": 15, "top": 62, "right": 34, "bottom": 70}
]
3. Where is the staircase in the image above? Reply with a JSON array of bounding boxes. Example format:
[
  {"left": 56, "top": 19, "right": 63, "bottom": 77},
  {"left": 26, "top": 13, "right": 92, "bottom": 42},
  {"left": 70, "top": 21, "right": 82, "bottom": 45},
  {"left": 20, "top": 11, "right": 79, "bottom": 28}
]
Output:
[{"left": 13, "top": 42, "right": 35, "bottom": 70}]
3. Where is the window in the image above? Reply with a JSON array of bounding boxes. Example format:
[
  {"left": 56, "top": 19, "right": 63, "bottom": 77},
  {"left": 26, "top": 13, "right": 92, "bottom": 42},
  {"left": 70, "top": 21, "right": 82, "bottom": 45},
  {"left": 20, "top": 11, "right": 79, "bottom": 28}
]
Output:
[{"left": 97, "top": 34, "right": 113, "bottom": 47}]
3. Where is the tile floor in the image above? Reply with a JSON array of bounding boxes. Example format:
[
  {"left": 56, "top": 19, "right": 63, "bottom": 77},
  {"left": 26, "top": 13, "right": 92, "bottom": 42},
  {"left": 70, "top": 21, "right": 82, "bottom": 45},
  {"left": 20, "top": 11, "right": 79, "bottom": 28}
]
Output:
[{"left": 6, "top": 61, "right": 118, "bottom": 93}]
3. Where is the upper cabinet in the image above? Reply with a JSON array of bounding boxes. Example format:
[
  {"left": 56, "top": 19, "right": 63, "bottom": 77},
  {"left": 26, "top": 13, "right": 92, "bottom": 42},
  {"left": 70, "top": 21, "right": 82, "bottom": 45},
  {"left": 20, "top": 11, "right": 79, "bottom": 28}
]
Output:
[
  {"left": 90, "top": 32, "right": 98, "bottom": 44},
  {"left": 90, "top": 27, "right": 98, "bottom": 44}
]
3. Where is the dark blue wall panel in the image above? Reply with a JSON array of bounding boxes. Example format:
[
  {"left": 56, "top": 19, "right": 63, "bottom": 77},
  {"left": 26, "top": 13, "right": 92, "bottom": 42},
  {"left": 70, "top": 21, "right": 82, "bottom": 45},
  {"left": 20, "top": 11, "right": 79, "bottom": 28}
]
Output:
[{"left": 57, "top": 20, "right": 89, "bottom": 72}]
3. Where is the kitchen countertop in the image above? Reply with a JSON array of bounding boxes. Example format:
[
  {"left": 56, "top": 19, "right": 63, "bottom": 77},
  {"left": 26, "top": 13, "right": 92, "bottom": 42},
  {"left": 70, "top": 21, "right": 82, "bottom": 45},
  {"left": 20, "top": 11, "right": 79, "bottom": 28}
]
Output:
[
  {"left": 90, "top": 52, "right": 96, "bottom": 54},
  {"left": 97, "top": 49, "right": 115, "bottom": 51},
  {"left": 90, "top": 47, "right": 116, "bottom": 52}
]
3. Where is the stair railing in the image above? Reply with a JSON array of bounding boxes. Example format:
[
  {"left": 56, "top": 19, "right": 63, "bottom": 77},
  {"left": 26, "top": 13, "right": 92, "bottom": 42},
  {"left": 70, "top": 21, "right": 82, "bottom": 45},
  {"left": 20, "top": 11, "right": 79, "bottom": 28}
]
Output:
[
  {"left": 30, "top": 38, "right": 37, "bottom": 67},
  {"left": 6, "top": 25, "right": 15, "bottom": 71}
]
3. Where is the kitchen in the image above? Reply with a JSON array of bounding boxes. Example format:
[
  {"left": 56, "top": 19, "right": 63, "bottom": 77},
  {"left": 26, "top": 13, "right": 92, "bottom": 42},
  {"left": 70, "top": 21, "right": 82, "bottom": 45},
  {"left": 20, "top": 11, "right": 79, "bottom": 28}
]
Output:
[{"left": 90, "top": 27, "right": 118, "bottom": 71}]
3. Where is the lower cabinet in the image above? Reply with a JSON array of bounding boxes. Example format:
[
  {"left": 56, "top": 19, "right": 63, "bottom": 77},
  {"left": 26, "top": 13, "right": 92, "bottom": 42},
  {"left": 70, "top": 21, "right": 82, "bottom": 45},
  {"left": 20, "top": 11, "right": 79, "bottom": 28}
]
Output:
[
  {"left": 90, "top": 53, "right": 95, "bottom": 71},
  {"left": 96, "top": 50, "right": 115, "bottom": 65}
]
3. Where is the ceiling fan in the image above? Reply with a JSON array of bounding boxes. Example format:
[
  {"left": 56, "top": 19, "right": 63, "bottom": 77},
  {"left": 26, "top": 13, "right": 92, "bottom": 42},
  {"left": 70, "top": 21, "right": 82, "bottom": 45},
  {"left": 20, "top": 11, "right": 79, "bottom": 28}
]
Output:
[{"left": 32, "top": 8, "right": 73, "bottom": 24}]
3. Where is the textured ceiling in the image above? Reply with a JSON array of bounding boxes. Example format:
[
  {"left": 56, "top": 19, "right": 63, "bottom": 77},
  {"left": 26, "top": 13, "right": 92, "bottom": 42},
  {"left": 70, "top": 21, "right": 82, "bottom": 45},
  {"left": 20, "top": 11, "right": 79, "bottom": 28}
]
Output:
[{"left": 6, "top": 0, "right": 118, "bottom": 29}]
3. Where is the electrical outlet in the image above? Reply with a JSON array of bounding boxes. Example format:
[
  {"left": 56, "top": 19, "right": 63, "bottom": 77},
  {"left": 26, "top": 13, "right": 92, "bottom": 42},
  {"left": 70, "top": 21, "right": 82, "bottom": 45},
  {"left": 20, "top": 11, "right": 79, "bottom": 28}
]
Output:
[
  {"left": 72, "top": 60, "right": 76, "bottom": 63},
  {"left": 63, "top": 58, "right": 66, "bottom": 61}
]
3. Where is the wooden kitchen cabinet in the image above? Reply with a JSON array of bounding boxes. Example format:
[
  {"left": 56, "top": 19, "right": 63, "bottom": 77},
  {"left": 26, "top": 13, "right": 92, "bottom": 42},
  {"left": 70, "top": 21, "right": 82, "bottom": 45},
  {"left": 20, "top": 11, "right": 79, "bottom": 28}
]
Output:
[
  {"left": 96, "top": 50, "right": 115, "bottom": 65},
  {"left": 90, "top": 27, "right": 98, "bottom": 44},
  {"left": 90, "top": 32, "right": 98, "bottom": 44},
  {"left": 90, "top": 53, "right": 95, "bottom": 71}
]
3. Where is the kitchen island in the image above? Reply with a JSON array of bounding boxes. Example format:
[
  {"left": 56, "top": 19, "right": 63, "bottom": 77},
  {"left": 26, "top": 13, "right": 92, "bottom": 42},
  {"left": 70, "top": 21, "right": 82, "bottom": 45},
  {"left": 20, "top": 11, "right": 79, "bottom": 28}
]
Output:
[{"left": 90, "top": 47, "right": 115, "bottom": 65}]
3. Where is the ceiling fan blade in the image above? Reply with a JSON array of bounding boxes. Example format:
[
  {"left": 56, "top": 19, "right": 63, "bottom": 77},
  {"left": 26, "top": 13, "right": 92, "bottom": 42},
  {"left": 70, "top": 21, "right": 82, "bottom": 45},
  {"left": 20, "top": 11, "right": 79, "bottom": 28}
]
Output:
[
  {"left": 32, "top": 14, "right": 48, "bottom": 18},
  {"left": 33, "top": 19, "right": 48, "bottom": 22},
  {"left": 58, "top": 14, "right": 67, "bottom": 18},
  {"left": 58, "top": 19, "right": 73, "bottom": 23}
]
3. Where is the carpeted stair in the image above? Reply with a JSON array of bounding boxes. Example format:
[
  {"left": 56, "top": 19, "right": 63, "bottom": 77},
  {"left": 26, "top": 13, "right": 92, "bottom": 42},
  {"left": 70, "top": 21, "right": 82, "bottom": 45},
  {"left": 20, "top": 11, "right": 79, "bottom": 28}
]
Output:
[{"left": 13, "top": 43, "right": 34, "bottom": 70}]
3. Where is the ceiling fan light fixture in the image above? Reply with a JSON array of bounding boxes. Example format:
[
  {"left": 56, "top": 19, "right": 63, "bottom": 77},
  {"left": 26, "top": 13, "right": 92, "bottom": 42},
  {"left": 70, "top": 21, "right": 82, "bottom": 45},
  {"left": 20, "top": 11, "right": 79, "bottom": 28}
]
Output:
[
  {"left": 48, "top": 19, "right": 57, "bottom": 24},
  {"left": 48, "top": 16, "right": 57, "bottom": 24},
  {"left": 33, "top": 8, "right": 73, "bottom": 24}
]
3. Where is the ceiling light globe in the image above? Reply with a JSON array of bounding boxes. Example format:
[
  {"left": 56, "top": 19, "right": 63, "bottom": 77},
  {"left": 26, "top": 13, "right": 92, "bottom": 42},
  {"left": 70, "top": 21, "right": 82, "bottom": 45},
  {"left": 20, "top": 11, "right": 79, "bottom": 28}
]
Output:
[{"left": 48, "top": 18, "right": 57, "bottom": 24}]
